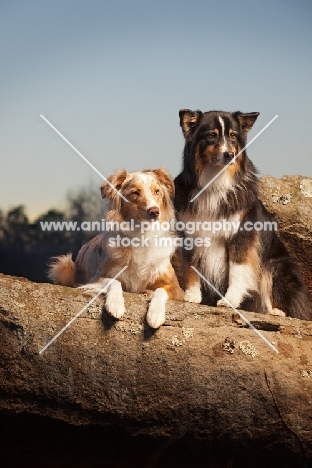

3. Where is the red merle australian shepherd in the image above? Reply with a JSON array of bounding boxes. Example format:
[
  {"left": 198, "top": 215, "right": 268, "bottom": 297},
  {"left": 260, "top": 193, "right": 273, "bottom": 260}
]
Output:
[{"left": 174, "top": 109, "right": 311, "bottom": 320}]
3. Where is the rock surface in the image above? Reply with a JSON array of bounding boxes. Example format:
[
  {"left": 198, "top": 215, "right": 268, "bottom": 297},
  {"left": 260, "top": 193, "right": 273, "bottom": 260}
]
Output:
[
  {"left": 0, "top": 273, "right": 312, "bottom": 467},
  {"left": 259, "top": 175, "right": 312, "bottom": 303}
]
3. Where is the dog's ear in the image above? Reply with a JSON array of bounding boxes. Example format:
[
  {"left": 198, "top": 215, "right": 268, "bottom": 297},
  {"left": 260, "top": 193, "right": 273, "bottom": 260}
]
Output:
[
  {"left": 151, "top": 167, "right": 175, "bottom": 197},
  {"left": 237, "top": 112, "right": 260, "bottom": 134},
  {"left": 100, "top": 169, "right": 128, "bottom": 200},
  {"left": 179, "top": 109, "right": 202, "bottom": 139}
]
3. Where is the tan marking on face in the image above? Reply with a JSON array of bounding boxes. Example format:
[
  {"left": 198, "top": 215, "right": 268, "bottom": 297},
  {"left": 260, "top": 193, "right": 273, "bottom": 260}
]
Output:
[
  {"left": 227, "top": 153, "right": 243, "bottom": 177},
  {"left": 239, "top": 209, "right": 247, "bottom": 222},
  {"left": 194, "top": 147, "right": 206, "bottom": 174},
  {"left": 151, "top": 180, "right": 162, "bottom": 203},
  {"left": 147, "top": 168, "right": 175, "bottom": 196},
  {"left": 229, "top": 128, "right": 237, "bottom": 143}
]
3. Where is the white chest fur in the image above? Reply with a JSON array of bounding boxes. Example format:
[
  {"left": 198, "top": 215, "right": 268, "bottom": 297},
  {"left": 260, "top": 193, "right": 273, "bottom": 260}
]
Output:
[
  {"left": 121, "top": 232, "right": 175, "bottom": 292},
  {"left": 178, "top": 191, "right": 242, "bottom": 289}
]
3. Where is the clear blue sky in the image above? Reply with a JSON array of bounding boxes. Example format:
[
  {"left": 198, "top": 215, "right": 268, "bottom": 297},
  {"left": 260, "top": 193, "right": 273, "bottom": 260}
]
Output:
[{"left": 1, "top": 0, "right": 312, "bottom": 219}]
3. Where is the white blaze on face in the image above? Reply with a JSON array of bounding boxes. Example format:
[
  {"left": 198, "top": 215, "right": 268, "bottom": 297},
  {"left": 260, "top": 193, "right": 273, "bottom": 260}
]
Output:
[
  {"left": 138, "top": 173, "right": 160, "bottom": 210},
  {"left": 218, "top": 116, "right": 227, "bottom": 153}
]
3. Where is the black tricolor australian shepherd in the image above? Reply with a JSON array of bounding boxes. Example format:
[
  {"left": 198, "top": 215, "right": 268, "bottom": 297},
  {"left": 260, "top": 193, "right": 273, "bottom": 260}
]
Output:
[{"left": 174, "top": 109, "right": 311, "bottom": 320}]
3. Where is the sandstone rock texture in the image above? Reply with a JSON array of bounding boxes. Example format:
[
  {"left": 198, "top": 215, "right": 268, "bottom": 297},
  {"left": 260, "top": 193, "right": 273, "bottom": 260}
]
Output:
[
  {"left": 0, "top": 273, "right": 312, "bottom": 467},
  {"left": 259, "top": 175, "right": 312, "bottom": 304},
  {"left": 0, "top": 175, "right": 311, "bottom": 467}
]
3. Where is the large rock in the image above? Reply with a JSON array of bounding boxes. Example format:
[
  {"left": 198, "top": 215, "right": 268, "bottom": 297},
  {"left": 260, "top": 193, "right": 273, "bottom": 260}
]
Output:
[
  {"left": 0, "top": 273, "right": 311, "bottom": 466},
  {"left": 259, "top": 175, "right": 312, "bottom": 304}
]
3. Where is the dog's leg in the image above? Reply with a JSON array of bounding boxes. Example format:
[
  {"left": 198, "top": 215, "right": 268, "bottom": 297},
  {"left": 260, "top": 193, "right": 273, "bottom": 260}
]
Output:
[
  {"left": 183, "top": 257, "right": 202, "bottom": 303},
  {"left": 217, "top": 233, "right": 259, "bottom": 309},
  {"left": 105, "top": 279, "right": 126, "bottom": 319},
  {"left": 79, "top": 278, "right": 125, "bottom": 319},
  {"left": 217, "top": 262, "right": 257, "bottom": 309},
  {"left": 146, "top": 288, "right": 168, "bottom": 329},
  {"left": 145, "top": 266, "right": 184, "bottom": 328},
  {"left": 259, "top": 270, "right": 286, "bottom": 317}
]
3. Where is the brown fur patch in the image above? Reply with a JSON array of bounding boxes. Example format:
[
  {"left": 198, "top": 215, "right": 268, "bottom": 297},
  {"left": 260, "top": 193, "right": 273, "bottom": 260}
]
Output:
[
  {"left": 202, "top": 146, "right": 219, "bottom": 164},
  {"left": 230, "top": 237, "right": 260, "bottom": 273},
  {"left": 146, "top": 263, "right": 184, "bottom": 301},
  {"left": 239, "top": 209, "right": 247, "bottom": 222},
  {"left": 146, "top": 167, "right": 175, "bottom": 197},
  {"left": 227, "top": 153, "right": 243, "bottom": 178},
  {"left": 183, "top": 260, "right": 201, "bottom": 291},
  {"left": 194, "top": 148, "right": 206, "bottom": 174}
]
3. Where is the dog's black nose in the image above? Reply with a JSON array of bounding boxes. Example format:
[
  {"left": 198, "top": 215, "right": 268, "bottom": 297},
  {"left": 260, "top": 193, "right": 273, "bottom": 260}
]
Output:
[
  {"left": 223, "top": 152, "right": 235, "bottom": 161},
  {"left": 147, "top": 207, "right": 160, "bottom": 218}
]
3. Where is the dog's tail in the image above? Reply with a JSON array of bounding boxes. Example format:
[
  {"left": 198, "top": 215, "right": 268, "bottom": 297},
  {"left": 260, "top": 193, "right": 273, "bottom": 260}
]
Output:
[{"left": 47, "top": 254, "right": 76, "bottom": 286}]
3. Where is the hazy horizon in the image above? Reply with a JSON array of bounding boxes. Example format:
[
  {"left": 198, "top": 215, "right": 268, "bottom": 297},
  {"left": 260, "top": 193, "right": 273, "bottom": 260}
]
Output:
[{"left": 1, "top": 0, "right": 312, "bottom": 220}]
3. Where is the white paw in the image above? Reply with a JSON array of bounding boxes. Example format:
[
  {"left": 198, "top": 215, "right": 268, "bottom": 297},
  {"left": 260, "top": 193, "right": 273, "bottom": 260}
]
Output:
[
  {"left": 270, "top": 308, "right": 286, "bottom": 317},
  {"left": 103, "top": 280, "right": 125, "bottom": 319},
  {"left": 217, "top": 298, "right": 231, "bottom": 308},
  {"left": 105, "top": 290, "right": 125, "bottom": 319},
  {"left": 217, "top": 290, "right": 242, "bottom": 309},
  {"left": 146, "top": 306, "right": 166, "bottom": 329},
  {"left": 184, "top": 286, "right": 202, "bottom": 303},
  {"left": 146, "top": 289, "right": 167, "bottom": 329}
]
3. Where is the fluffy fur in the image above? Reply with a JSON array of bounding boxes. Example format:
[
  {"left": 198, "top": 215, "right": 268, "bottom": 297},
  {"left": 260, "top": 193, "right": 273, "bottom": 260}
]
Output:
[
  {"left": 48, "top": 167, "right": 184, "bottom": 328},
  {"left": 174, "top": 109, "right": 311, "bottom": 320}
]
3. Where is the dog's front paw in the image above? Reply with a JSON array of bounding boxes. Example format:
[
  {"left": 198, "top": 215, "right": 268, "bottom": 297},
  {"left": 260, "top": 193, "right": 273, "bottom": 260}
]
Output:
[
  {"left": 217, "top": 298, "right": 231, "bottom": 308},
  {"left": 102, "top": 281, "right": 125, "bottom": 319},
  {"left": 270, "top": 308, "right": 286, "bottom": 317},
  {"left": 146, "top": 306, "right": 166, "bottom": 329},
  {"left": 184, "top": 286, "right": 202, "bottom": 304},
  {"left": 217, "top": 291, "right": 242, "bottom": 309},
  {"left": 146, "top": 288, "right": 168, "bottom": 329},
  {"left": 105, "top": 290, "right": 125, "bottom": 319}
]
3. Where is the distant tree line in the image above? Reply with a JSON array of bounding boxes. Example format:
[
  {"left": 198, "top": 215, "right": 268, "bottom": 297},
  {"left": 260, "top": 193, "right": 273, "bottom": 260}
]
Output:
[{"left": 0, "top": 185, "right": 103, "bottom": 282}]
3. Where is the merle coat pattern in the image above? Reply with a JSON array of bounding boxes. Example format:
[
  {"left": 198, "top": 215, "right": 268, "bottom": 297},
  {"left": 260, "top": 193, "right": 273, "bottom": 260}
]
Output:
[{"left": 174, "top": 109, "right": 311, "bottom": 320}]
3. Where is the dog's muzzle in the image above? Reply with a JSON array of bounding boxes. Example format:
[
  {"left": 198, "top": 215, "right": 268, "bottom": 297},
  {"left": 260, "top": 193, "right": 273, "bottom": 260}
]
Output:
[
  {"left": 222, "top": 152, "right": 235, "bottom": 164},
  {"left": 147, "top": 206, "right": 160, "bottom": 219}
]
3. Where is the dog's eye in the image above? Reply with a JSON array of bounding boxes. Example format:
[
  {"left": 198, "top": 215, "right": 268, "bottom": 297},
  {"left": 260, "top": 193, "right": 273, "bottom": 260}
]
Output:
[
  {"left": 230, "top": 132, "right": 237, "bottom": 140},
  {"left": 207, "top": 132, "right": 217, "bottom": 140},
  {"left": 131, "top": 190, "right": 140, "bottom": 196},
  {"left": 155, "top": 189, "right": 160, "bottom": 195}
]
